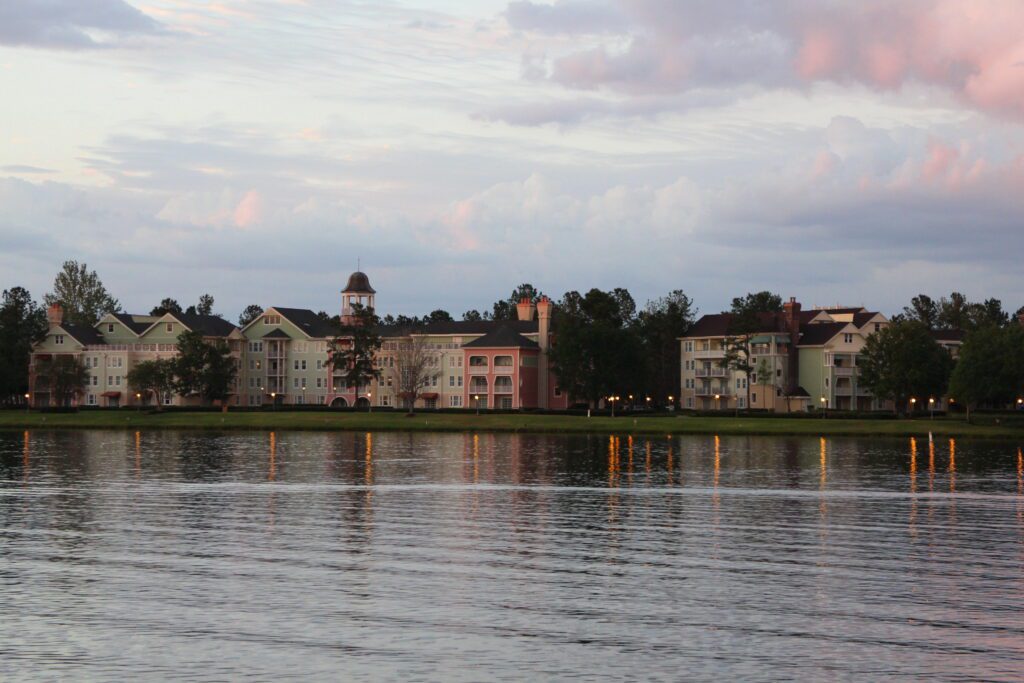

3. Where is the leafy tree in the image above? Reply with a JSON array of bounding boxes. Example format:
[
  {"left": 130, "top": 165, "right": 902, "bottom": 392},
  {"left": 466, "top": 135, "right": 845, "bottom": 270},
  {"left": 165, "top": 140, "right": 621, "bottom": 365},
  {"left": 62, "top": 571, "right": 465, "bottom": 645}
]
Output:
[
  {"left": 328, "top": 303, "right": 382, "bottom": 405},
  {"left": 899, "top": 294, "right": 939, "bottom": 329},
  {"left": 44, "top": 260, "right": 120, "bottom": 326},
  {"left": 34, "top": 355, "right": 89, "bottom": 407},
  {"left": 196, "top": 294, "right": 215, "bottom": 316},
  {"left": 391, "top": 336, "right": 440, "bottom": 415},
  {"left": 948, "top": 326, "right": 1024, "bottom": 421},
  {"left": 173, "top": 331, "right": 238, "bottom": 405},
  {"left": 462, "top": 309, "right": 483, "bottom": 322},
  {"left": 755, "top": 357, "right": 776, "bottom": 407},
  {"left": 239, "top": 304, "right": 264, "bottom": 326},
  {"left": 424, "top": 309, "right": 453, "bottom": 324},
  {"left": 637, "top": 290, "right": 695, "bottom": 406},
  {"left": 549, "top": 288, "right": 643, "bottom": 408},
  {"left": 859, "top": 320, "right": 953, "bottom": 415},
  {"left": 0, "top": 287, "right": 48, "bottom": 405},
  {"left": 151, "top": 298, "right": 183, "bottom": 316},
  {"left": 720, "top": 291, "right": 783, "bottom": 411},
  {"left": 966, "top": 298, "right": 1009, "bottom": 329},
  {"left": 127, "top": 359, "right": 177, "bottom": 411},
  {"left": 487, "top": 283, "right": 544, "bottom": 320}
]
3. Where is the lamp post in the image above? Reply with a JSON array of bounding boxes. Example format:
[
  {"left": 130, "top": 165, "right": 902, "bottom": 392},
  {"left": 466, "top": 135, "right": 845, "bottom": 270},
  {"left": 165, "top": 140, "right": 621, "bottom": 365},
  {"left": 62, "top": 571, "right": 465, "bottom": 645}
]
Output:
[
  {"left": 271, "top": 392, "right": 276, "bottom": 411},
  {"left": 820, "top": 395, "right": 827, "bottom": 419},
  {"left": 668, "top": 395, "right": 674, "bottom": 411},
  {"left": 1017, "top": 398, "right": 1023, "bottom": 411},
  {"left": 714, "top": 394, "right": 720, "bottom": 412},
  {"left": 136, "top": 392, "right": 142, "bottom": 412},
  {"left": 628, "top": 394, "right": 634, "bottom": 410},
  {"left": 928, "top": 396, "right": 935, "bottom": 420},
  {"left": 302, "top": 386, "right": 306, "bottom": 407},
  {"left": 609, "top": 395, "right": 619, "bottom": 418},
  {"left": 475, "top": 394, "right": 480, "bottom": 415},
  {"left": 910, "top": 396, "right": 917, "bottom": 416},
  {"left": 645, "top": 396, "right": 651, "bottom": 411},
  {"left": 24, "top": 392, "right": 30, "bottom": 413}
]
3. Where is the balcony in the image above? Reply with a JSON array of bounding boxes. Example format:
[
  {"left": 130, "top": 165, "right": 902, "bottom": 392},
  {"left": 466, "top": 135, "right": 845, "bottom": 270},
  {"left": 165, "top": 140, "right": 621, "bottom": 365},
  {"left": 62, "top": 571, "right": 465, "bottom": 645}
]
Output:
[
  {"left": 694, "top": 386, "right": 732, "bottom": 397},
  {"left": 694, "top": 349, "right": 725, "bottom": 359},
  {"left": 833, "top": 366, "right": 855, "bottom": 377},
  {"left": 834, "top": 385, "right": 853, "bottom": 396},
  {"left": 695, "top": 367, "right": 727, "bottom": 378}
]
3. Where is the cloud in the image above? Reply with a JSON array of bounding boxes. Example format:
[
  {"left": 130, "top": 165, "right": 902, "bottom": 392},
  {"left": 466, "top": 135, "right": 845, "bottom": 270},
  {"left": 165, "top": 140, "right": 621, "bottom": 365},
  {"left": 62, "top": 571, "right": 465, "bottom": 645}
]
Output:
[
  {"left": 0, "top": 165, "right": 56, "bottom": 174},
  {"left": 504, "top": 0, "right": 1024, "bottom": 121},
  {"left": 0, "top": 0, "right": 163, "bottom": 49}
]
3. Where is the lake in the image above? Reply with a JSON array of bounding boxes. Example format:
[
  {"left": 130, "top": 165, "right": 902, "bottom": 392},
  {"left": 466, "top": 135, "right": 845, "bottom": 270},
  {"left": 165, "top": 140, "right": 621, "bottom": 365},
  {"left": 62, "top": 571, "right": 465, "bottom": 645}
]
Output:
[{"left": 2, "top": 430, "right": 1023, "bottom": 681}]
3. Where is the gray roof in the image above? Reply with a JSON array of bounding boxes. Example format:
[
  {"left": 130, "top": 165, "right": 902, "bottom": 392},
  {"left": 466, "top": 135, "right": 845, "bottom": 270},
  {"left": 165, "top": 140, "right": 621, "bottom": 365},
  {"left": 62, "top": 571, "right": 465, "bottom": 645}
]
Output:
[
  {"left": 380, "top": 319, "right": 539, "bottom": 338},
  {"left": 797, "top": 322, "right": 848, "bottom": 346},
  {"left": 174, "top": 312, "right": 238, "bottom": 337},
  {"left": 262, "top": 328, "right": 292, "bottom": 339},
  {"left": 61, "top": 323, "right": 105, "bottom": 345},
  {"left": 274, "top": 307, "right": 340, "bottom": 338},
  {"left": 462, "top": 325, "right": 540, "bottom": 349},
  {"left": 111, "top": 313, "right": 151, "bottom": 335}
]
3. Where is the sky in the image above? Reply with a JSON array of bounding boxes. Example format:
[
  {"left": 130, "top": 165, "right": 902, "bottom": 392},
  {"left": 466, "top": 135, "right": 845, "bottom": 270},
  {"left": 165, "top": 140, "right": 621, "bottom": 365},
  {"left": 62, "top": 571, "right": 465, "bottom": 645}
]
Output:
[{"left": 2, "top": 0, "right": 1024, "bottom": 322}]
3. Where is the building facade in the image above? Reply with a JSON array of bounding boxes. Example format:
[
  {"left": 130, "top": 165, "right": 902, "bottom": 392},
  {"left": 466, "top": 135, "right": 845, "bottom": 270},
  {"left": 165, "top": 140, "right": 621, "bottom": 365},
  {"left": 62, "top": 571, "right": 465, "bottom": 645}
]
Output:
[{"left": 29, "top": 271, "right": 569, "bottom": 410}]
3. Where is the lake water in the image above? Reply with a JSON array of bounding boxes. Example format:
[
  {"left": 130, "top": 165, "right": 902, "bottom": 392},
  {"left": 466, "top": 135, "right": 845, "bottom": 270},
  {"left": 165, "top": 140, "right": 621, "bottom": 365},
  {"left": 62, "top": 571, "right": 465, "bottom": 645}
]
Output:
[{"left": 2, "top": 430, "right": 1023, "bottom": 681}]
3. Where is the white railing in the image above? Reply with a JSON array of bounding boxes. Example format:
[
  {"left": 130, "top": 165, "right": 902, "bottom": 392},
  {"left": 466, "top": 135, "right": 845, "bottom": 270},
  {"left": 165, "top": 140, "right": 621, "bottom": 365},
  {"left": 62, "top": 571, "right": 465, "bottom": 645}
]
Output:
[
  {"left": 833, "top": 367, "right": 855, "bottom": 376},
  {"left": 694, "top": 349, "right": 725, "bottom": 359}
]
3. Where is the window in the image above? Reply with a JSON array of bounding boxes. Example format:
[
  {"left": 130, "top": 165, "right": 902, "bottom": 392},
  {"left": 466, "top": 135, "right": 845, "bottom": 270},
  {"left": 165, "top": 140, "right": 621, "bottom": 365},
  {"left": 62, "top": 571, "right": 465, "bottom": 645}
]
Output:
[
  {"left": 115, "top": 376, "right": 122, "bottom": 386},
  {"left": 249, "top": 342, "right": 263, "bottom": 353},
  {"left": 166, "top": 323, "right": 173, "bottom": 333},
  {"left": 825, "top": 378, "right": 830, "bottom": 387},
  {"left": 431, "top": 376, "right": 438, "bottom": 387},
  {"left": 380, "top": 394, "right": 392, "bottom": 407},
  {"left": 494, "top": 376, "right": 513, "bottom": 393},
  {"left": 751, "top": 373, "right": 757, "bottom": 384},
  {"left": 107, "top": 324, "right": 114, "bottom": 333},
  {"left": 316, "top": 378, "right": 323, "bottom": 388},
  {"left": 293, "top": 377, "right": 300, "bottom": 388},
  {"left": 107, "top": 376, "right": 113, "bottom": 386},
  {"left": 163, "top": 393, "right": 173, "bottom": 406},
  {"left": 449, "top": 395, "right": 463, "bottom": 408},
  {"left": 843, "top": 333, "right": 854, "bottom": 343},
  {"left": 752, "top": 393, "right": 757, "bottom": 404},
  {"left": 295, "top": 395, "right": 304, "bottom": 405},
  {"left": 494, "top": 356, "right": 513, "bottom": 367},
  {"left": 686, "top": 397, "right": 693, "bottom": 408},
  {"left": 554, "top": 387, "right": 562, "bottom": 397},
  {"left": 87, "top": 394, "right": 96, "bottom": 405},
  {"left": 776, "top": 368, "right": 782, "bottom": 377},
  {"left": 91, "top": 376, "right": 98, "bottom": 386},
  {"left": 874, "top": 323, "right": 881, "bottom": 332},
  {"left": 318, "top": 395, "right": 326, "bottom": 405},
  {"left": 449, "top": 376, "right": 455, "bottom": 387},
  {"left": 457, "top": 376, "right": 463, "bottom": 387},
  {"left": 684, "top": 341, "right": 693, "bottom": 352},
  {"left": 301, "top": 360, "right": 307, "bottom": 370},
  {"left": 316, "top": 360, "right": 323, "bottom": 370},
  {"left": 54, "top": 335, "right": 64, "bottom": 345},
  {"left": 264, "top": 314, "right": 281, "bottom": 325},
  {"left": 301, "top": 377, "right": 307, "bottom": 389},
  {"left": 469, "top": 356, "right": 488, "bottom": 367}
]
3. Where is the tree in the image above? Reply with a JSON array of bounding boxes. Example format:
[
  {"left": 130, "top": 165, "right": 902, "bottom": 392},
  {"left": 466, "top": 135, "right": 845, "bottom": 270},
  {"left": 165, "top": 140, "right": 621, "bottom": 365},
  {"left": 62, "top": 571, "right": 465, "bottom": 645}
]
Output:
[
  {"left": 424, "top": 309, "right": 453, "bottom": 324},
  {"left": 44, "top": 260, "right": 120, "bottom": 326},
  {"left": 900, "top": 294, "right": 939, "bottom": 329},
  {"left": 948, "top": 326, "right": 1024, "bottom": 422},
  {"left": 549, "top": 288, "right": 643, "bottom": 408},
  {"left": 755, "top": 357, "right": 776, "bottom": 409},
  {"left": 462, "top": 309, "right": 483, "bottom": 322},
  {"left": 127, "top": 359, "right": 177, "bottom": 410},
  {"left": 196, "top": 294, "right": 215, "bottom": 316},
  {"left": 239, "top": 304, "right": 264, "bottom": 327},
  {"left": 392, "top": 335, "right": 440, "bottom": 414},
  {"left": 487, "top": 283, "right": 544, "bottom": 320},
  {"left": 720, "top": 291, "right": 783, "bottom": 411},
  {"left": 0, "top": 287, "right": 48, "bottom": 405},
  {"left": 636, "top": 290, "right": 695, "bottom": 407},
  {"left": 328, "top": 303, "right": 381, "bottom": 404},
  {"left": 173, "top": 331, "right": 238, "bottom": 405},
  {"left": 34, "top": 355, "right": 89, "bottom": 407},
  {"left": 151, "top": 298, "right": 183, "bottom": 316},
  {"left": 859, "top": 321, "right": 953, "bottom": 415}
]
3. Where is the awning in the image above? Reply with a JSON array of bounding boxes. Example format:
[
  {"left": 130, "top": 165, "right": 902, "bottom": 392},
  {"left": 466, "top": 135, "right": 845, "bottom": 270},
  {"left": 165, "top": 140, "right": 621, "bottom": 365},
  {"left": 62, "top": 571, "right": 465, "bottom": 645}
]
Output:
[
  {"left": 101, "top": 391, "right": 122, "bottom": 398},
  {"left": 420, "top": 392, "right": 439, "bottom": 400}
]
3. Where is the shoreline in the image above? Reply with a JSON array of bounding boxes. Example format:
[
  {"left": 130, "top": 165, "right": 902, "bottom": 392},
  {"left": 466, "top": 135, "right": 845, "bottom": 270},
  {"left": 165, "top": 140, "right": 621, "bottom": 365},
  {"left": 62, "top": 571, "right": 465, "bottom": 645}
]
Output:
[{"left": 1, "top": 411, "right": 1021, "bottom": 439}]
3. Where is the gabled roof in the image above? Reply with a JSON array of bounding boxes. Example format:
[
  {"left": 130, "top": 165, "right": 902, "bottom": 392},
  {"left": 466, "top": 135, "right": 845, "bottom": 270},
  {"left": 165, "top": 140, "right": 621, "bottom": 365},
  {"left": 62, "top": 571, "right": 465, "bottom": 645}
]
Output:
[
  {"left": 853, "top": 312, "right": 884, "bottom": 328},
  {"left": 59, "top": 323, "right": 105, "bottom": 346},
  {"left": 110, "top": 313, "right": 154, "bottom": 335},
  {"left": 262, "top": 328, "right": 292, "bottom": 339},
  {"left": 462, "top": 325, "right": 540, "bottom": 349},
  {"left": 380, "top": 319, "right": 539, "bottom": 338},
  {"left": 273, "top": 307, "right": 340, "bottom": 338},
  {"left": 797, "top": 322, "right": 849, "bottom": 346},
  {"left": 173, "top": 312, "right": 238, "bottom": 337}
]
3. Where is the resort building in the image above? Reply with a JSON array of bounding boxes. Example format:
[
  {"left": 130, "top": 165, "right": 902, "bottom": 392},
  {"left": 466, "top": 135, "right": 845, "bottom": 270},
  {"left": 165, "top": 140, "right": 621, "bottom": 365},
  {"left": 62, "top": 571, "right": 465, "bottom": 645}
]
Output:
[
  {"left": 29, "top": 271, "right": 569, "bottom": 410},
  {"left": 681, "top": 299, "right": 921, "bottom": 412}
]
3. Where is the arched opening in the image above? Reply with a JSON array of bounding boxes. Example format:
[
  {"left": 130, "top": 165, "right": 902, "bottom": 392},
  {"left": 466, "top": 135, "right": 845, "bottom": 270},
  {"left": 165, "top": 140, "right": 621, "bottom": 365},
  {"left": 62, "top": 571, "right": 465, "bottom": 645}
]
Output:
[
  {"left": 355, "top": 397, "right": 370, "bottom": 409},
  {"left": 330, "top": 397, "right": 348, "bottom": 409}
]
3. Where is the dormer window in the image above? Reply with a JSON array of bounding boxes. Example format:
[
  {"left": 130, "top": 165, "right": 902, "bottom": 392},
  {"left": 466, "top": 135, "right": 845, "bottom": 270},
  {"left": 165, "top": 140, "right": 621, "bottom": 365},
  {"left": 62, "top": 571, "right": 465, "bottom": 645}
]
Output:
[
  {"left": 264, "top": 314, "right": 281, "bottom": 325},
  {"left": 166, "top": 323, "right": 173, "bottom": 333},
  {"left": 107, "top": 324, "right": 114, "bottom": 333},
  {"left": 54, "top": 334, "right": 64, "bottom": 345}
]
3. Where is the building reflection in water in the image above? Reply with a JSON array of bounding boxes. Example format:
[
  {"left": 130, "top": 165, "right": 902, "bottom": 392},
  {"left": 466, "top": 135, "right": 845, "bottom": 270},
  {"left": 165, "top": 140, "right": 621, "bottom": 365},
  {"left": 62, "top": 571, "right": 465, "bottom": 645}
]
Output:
[
  {"left": 268, "top": 431, "right": 277, "bottom": 482},
  {"left": 666, "top": 436, "right": 674, "bottom": 485},
  {"left": 948, "top": 438, "right": 956, "bottom": 492},
  {"left": 135, "top": 430, "right": 142, "bottom": 477},
  {"left": 908, "top": 437, "right": 918, "bottom": 538},
  {"left": 22, "top": 430, "right": 30, "bottom": 483}
]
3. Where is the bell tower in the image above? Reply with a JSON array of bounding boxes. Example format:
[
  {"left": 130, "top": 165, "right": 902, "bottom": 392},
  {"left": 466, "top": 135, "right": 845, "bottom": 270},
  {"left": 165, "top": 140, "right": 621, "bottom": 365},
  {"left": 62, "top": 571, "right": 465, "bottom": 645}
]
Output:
[{"left": 341, "top": 270, "right": 376, "bottom": 325}]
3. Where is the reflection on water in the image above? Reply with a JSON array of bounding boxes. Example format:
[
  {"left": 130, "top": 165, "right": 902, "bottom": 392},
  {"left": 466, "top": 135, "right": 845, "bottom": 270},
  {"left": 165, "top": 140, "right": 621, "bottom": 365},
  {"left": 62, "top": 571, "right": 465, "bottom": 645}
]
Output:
[{"left": 2, "top": 430, "right": 1024, "bottom": 681}]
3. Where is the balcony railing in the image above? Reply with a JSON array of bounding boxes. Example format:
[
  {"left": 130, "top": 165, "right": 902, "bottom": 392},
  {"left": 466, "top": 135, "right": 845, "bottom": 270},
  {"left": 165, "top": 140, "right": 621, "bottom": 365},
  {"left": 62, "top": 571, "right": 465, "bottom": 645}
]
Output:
[
  {"left": 695, "top": 367, "right": 727, "bottom": 378},
  {"left": 695, "top": 386, "right": 733, "bottom": 397},
  {"left": 694, "top": 349, "right": 725, "bottom": 359},
  {"left": 833, "top": 367, "right": 855, "bottom": 376},
  {"left": 834, "top": 386, "right": 853, "bottom": 396}
]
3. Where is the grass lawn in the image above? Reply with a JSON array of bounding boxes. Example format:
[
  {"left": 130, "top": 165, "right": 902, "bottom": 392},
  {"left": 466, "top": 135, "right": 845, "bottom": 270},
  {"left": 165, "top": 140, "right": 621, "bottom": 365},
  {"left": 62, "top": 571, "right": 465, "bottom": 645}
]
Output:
[{"left": 0, "top": 410, "right": 1021, "bottom": 439}]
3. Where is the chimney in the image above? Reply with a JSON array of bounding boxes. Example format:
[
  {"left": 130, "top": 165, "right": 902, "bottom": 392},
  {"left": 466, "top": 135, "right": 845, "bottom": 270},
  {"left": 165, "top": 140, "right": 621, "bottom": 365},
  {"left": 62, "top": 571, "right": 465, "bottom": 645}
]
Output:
[
  {"left": 782, "top": 297, "right": 801, "bottom": 395},
  {"left": 47, "top": 304, "right": 63, "bottom": 325},
  {"left": 516, "top": 297, "right": 535, "bottom": 322},
  {"left": 536, "top": 296, "right": 553, "bottom": 409}
]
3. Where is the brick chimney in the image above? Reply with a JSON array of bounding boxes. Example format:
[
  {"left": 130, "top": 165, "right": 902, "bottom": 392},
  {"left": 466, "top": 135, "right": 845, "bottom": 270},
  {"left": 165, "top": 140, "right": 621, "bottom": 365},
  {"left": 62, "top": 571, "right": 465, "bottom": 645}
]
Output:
[
  {"left": 782, "top": 297, "right": 801, "bottom": 394},
  {"left": 47, "top": 304, "right": 63, "bottom": 325},
  {"left": 516, "top": 297, "right": 535, "bottom": 322},
  {"left": 536, "top": 296, "right": 553, "bottom": 409}
]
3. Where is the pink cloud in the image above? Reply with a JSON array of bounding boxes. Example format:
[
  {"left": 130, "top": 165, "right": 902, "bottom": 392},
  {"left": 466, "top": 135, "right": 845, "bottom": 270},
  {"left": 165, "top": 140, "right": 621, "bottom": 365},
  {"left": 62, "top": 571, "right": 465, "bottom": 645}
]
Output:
[{"left": 233, "top": 190, "right": 262, "bottom": 228}]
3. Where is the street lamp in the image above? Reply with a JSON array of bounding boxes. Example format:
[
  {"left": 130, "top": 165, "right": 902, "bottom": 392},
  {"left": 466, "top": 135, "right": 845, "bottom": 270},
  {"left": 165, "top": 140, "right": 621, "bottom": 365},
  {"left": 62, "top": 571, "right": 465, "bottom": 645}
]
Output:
[
  {"left": 910, "top": 396, "right": 917, "bottom": 415},
  {"left": 474, "top": 394, "right": 481, "bottom": 415},
  {"left": 820, "top": 395, "right": 827, "bottom": 419},
  {"left": 136, "top": 392, "right": 142, "bottom": 412},
  {"left": 714, "top": 394, "right": 720, "bottom": 411},
  {"left": 24, "top": 392, "right": 30, "bottom": 413},
  {"left": 609, "top": 395, "right": 620, "bottom": 417},
  {"left": 928, "top": 396, "right": 935, "bottom": 420},
  {"left": 271, "top": 392, "right": 276, "bottom": 411},
  {"left": 367, "top": 390, "right": 372, "bottom": 413}
]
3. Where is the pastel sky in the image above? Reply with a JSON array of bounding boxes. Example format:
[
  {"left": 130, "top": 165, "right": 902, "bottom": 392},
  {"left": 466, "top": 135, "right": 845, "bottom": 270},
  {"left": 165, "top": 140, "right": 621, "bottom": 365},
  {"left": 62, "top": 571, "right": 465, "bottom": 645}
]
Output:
[{"left": 3, "top": 0, "right": 1024, "bottom": 320}]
